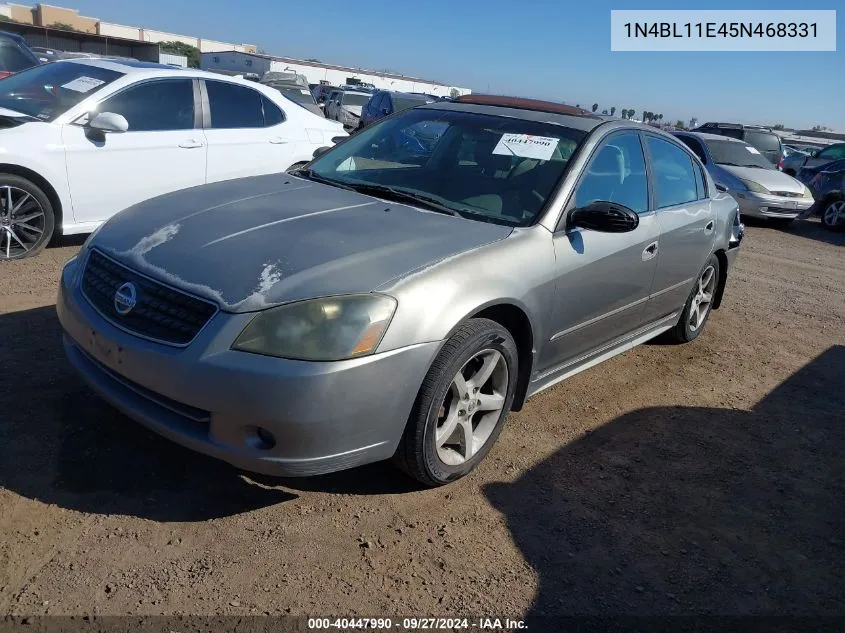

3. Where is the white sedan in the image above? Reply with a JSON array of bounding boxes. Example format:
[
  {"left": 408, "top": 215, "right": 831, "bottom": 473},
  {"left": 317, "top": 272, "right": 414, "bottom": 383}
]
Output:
[{"left": 0, "top": 59, "right": 347, "bottom": 259}]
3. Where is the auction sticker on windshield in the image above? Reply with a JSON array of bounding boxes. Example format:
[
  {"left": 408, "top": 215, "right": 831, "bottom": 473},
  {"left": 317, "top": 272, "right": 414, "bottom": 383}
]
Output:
[
  {"left": 61, "top": 76, "right": 106, "bottom": 93},
  {"left": 746, "top": 146, "right": 761, "bottom": 154},
  {"left": 493, "top": 133, "right": 559, "bottom": 160}
]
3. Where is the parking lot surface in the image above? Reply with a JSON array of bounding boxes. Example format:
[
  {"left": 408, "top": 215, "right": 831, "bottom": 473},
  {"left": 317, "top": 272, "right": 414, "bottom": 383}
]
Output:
[{"left": 1, "top": 222, "right": 843, "bottom": 617}]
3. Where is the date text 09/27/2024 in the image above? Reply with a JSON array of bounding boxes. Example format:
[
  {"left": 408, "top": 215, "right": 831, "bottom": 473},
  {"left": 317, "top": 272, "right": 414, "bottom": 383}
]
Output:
[{"left": 623, "top": 22, "right": 818, "bottom": 38}]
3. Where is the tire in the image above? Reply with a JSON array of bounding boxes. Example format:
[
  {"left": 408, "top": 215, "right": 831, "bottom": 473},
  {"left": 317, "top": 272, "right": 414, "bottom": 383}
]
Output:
[
  {"left": 665, "top": 254, "right": 720, "bottom": 344},
  {"left": 820, "top": 198, "right": 845, "bottom": 232},
  {"left": 393, "top": 318, "right": 518, "bottom": 486},
  {"left": 0, "top": 173, "right": 55, "bottom": 261}
]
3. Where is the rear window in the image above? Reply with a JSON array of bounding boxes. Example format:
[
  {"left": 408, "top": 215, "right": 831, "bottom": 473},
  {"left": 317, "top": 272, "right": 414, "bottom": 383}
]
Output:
[{"left": 743, "top": 130, "right": 781, "bottom": 152}]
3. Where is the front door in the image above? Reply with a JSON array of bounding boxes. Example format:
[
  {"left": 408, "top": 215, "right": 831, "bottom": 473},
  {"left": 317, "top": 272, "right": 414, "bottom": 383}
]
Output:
[
  {"left": 62, "top": 78, "right": 206, "bottom": 225},
  {"left": 540, "top": 131, "right": 659, "bottom": 373},
  {"left": 202, "top": 79, "right": 303, "bottom": 180}
]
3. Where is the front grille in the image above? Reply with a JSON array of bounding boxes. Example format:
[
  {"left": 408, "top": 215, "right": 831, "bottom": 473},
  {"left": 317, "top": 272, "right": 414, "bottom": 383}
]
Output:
[
  {"left": 81, "top": 249, "right": 218, "bottom": 346},
  {"left": 770, "top": 191, "right": 803, "bottom": 198}
]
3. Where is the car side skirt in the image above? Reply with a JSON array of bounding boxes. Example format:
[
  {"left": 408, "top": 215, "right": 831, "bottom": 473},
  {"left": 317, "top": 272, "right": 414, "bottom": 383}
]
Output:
[{"left": 526, "top": 312, "right": 679, "bottom": 400}]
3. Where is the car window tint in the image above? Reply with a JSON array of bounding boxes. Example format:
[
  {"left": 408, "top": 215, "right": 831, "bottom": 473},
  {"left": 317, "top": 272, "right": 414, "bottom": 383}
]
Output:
[
  {"left": 678, "top": 136, "right": 707, "bottom": 163},
  {"left": 693, "top": 163, "right": 706, "bottom": 199},
  {"left": 392, "top": 97, "right": 426, "bottom": 112},
  {"left": 646, "top": 137, "right": 699, "bottom": 208},
  {"left": 206, "top": 81, "right": 264, "bottom": 129},
  {"left": 98, "top": 79, "right": 194, "bottom": 132},
  {"left": 262, "top": 95, "right": 284, "bottom": 126},
  {"left": 0, "top": 43, "right": 37, "bottom": 72},
  {"left": 574, "top": 133, "right": 648, "bottom": 214},
  {"left": 818, "top": 144, "right": 845, "bottom": 160}
]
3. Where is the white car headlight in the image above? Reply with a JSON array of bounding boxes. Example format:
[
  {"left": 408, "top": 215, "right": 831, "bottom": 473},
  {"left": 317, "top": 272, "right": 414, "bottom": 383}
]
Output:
[
  {"left": 232, "top": 294, "right": 397, "bottom": 361},
  {"left": 802, "top": 183, "right": 814, "bottom": 199},
  {"left": 739, "top": 178, "right": 770, "bottom": 194}
]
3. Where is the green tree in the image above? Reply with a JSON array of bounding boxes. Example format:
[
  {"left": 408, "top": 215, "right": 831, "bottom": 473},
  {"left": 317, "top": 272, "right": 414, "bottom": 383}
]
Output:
[
  {"left": 675, "top": 119, "right": 686, "bottom": 129},
  {"left": 591, "top": 103, "right": 598, "bottom": 112},
  {"left": 159, "top": 41, "right": 201, "bottom": 68},
  {"left": 50, "top": 21, "right": 80, "bottom": 32},
  {"left": 610, "top": 106, "right": 616, "bottom": 117},
  {"left": 0, "top": 15, "right": 22, "bottom": 24},
  {"left": 628, "top": 109, "right": 636, "bottom": 120},
  {"left": 773, "top": 123, "right": 785, "bottom": 130}
]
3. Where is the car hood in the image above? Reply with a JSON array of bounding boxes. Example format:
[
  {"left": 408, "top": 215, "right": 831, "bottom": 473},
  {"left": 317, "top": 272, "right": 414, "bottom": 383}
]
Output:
[
  {"left": 718, "top": 164, "right": 804, "bottom": 193},
  {"left": 342, "top": 105, "right": 363, "bottom": 117},
  {"left": 90, "top": 174, "right": 512, "bottom": 313}
]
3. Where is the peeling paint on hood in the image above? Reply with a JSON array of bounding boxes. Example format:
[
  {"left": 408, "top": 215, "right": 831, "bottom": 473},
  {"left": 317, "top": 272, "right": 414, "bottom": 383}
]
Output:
[{"left": 91, "top": 173, "right": 513, "bottom": 313}]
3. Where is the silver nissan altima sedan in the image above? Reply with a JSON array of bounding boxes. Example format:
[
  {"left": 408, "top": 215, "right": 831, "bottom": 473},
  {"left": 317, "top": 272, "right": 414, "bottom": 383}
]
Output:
[{"left": 57, "top": 95, "right": 744, "bottom": 486}]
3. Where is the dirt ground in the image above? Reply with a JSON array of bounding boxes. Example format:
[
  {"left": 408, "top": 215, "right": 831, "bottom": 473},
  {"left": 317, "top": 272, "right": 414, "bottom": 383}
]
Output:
[{"left": 0, "top": 220, "right": 843, "bottom": 622}]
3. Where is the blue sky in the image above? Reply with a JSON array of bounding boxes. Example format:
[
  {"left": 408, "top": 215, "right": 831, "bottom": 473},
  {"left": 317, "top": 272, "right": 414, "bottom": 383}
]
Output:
[{"left": 71, "top": 0, "right": 844, "bottom": 130}]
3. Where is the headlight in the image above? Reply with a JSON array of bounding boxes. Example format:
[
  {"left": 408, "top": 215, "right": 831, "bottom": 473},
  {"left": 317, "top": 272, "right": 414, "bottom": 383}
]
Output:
[
  {"left": 802, "top": 183, "right": 814, "bottom": 199},
  {"left": 739, "top": 179, "right": 770, "bottom": 194},
  {"left": 232, "top": 294, "right": 397, "bottom": 361}
]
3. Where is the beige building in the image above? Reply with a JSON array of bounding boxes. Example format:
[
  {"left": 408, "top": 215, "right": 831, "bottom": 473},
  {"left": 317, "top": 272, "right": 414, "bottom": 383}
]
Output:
[{"left": 0, "top": 2, "right": 255, "bottom": 51}]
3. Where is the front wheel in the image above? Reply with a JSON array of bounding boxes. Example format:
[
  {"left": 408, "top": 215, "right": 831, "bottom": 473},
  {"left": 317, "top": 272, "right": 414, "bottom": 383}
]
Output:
[
  {"left": 821, "top": 198, "right": 844, "bottom": 232},
  {"left": 0, "top": 174, "right": 55, "bottom": 260},
  {"left": 393, "top": 318, "right": 518, "bottom": 486},
  {"left": 666, "top": 254, "right": 720, "bottom": 344}
]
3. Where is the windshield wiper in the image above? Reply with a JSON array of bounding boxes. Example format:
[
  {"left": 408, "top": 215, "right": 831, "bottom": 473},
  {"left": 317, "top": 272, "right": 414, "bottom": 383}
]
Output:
[
  {"left": 290, "top": 168, "right": 356, "bottom": 191},
  {"left": 342, "top": 183, "right": 464, "bottom": 218}
]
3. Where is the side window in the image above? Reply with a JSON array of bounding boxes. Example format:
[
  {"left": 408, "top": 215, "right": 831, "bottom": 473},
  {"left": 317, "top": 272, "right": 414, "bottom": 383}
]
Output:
[
  {"left": 262, "top": 95, "right": 284, "bottom": 126},
  {"left": 678, "top": 136, "right": 707, "bottom": 163},
  {"left": 645, "top": 137, "right": 699, "bottom": 208},
  {"left": 818, "top": 144, "right": 845, "bottom": 160},
  {"left": 573, "top": 132, "right": 649, "bottom": 214},
  {"left": 98, "top": 79, "right": 194, "bottom": 132},
  {"left": 0, "top": 44, "right": 37, "bottom": 72},
  {"left": 206, "top": 81, "right": 264, "bottom": 129},
  {"left": 693, "top": 164, "right": 706, "bottom": 199}
]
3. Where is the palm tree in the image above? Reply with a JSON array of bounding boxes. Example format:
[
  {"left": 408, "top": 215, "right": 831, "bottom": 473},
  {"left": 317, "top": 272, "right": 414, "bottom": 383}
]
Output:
[
  {"left": 620, "top": 109, "right": 627, "bottom": 119},
  {"left": 591, "top": 103, "right": 598, "bottom": 113},
  {"left": 628, "top": 109, "right": 636, "bottom": 120},
  {"left": 658, "top": 114, "right": 664, "bottom": 123},
  {"left": 610, "top": 106, "right": 616, "bottom": 117}
]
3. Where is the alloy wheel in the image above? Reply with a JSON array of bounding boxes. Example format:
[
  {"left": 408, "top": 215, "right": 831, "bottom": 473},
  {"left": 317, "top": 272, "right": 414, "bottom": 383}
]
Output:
[
  {"left": 0, "top": 185, "right": 46, "bottom": 259},
  {"left": 823, "top": 200, "right": 844, "bottom": 228},
  {"left": 689, "top": 265, "right": 716, "bottom": 332},
  {"left": 435, "top": 349, "right": 509, "bottom": 466}
]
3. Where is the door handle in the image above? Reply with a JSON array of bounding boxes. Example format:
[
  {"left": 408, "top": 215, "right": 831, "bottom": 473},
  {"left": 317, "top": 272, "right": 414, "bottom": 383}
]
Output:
[
  {"left": 269, "top": 137, "right": 289, "bottom": 144},
  {"left": 642, "top": 241, "right": 659, "bottom": 261},
  {"left": 704, "top": 220, "right": 715, "bottom": 233},
  {"left": 178, "top": 140, "right": 204, "bottom": 149}
]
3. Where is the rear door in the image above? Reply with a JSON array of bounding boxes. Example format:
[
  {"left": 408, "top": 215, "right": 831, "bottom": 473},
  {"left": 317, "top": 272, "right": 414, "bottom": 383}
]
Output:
[
  {"left": 541, "top": 131, "right": 659, "bottom": 371},
  {"left": 202, "top": 79, "right": 303, "bottom": 180},
  {"left": 640, "top": 135, "right": 715, "bottom": 324},
  {"left": 62, "top": 77, "right": 206, "bottom": 224}
]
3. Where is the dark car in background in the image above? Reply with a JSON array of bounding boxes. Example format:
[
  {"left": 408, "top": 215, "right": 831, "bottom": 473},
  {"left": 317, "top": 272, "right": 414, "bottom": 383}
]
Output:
[
  {"left": 781, "top": 142, "right": 845, "bottom": 177},
  {"left": 312, "top": 84, "right": 338, "bottom": 108},
  {"left": 797, "top": 158, "right": 845, "bottom": 231},
  {"left": 693, "top": 122, "right": 784, "bottom": 168},
  {"left": 0, "top": 31, "right": 40, "bottom": 78},
  {"left": 359, "top": 90, "right": 434, "bottom": 129}
]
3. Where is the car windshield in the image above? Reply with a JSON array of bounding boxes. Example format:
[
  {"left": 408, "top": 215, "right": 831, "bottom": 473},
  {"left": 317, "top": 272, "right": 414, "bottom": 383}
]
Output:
[
  {"left": 341, "top": 93, "right": 370, "bottom": 106},
  {"left": 272, "top": 85, "right": 316, "bottom": 105},
  {"left": 305, "top": 107, "right": 586, "bottom": 227},
  {"left": 704, "top": 139, "right": 773, "bottom": 169},
  {"left": 743, "top": 130, "right": 781, "bottom": 153},
  {"left": 0, "top": 61, "right": 122, "bottom": 121}
]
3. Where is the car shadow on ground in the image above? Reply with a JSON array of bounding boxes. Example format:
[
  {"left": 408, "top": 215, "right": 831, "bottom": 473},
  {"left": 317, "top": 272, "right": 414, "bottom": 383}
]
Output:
[
  {"left": 743, "top": 216, "right": 845, "bottom": 246},
  {"left": 0, "top": 306, "right": 295, "bottom": 521},
  {"left": 484, "top": 345, "right": 845, "bottom": 619}
]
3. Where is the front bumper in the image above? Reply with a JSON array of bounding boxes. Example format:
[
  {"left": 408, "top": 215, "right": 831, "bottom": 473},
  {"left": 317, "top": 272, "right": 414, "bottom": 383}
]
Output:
[
  {"left": 57, "top": 255, "right": 439, "bottom": 477},
  {"left": 736, "top": 191, "right": 814, "bottom": 219}
]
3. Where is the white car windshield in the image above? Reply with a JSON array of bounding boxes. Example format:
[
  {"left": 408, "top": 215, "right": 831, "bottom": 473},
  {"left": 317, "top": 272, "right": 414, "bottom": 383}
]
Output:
[
  {"left": 0, "top": 61, "right": 123, "bottom": 121},
  {"left": 706, "top": 139, "right": 773, "bottom": 169},
  {"left": 306, "top": 108, "right": 586, "bottom": 227}
]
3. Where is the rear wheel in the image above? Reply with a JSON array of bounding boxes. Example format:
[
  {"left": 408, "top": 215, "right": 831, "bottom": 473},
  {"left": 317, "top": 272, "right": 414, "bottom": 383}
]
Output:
[
  {"left": 821, "top": 198, "right": 844, "bottom": 231},
  {"left": 0, "top": 174, "right": 55, "bottom": 261},
  {"left": 666, "top": 254, "right": 720, "bottom": 344},
  {"left": 393, "top": 318, "right": 518, "bottom": 486}
]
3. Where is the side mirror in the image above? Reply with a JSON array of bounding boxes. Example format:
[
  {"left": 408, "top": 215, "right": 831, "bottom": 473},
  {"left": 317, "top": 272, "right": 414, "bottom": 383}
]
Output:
[
  {"left": 312, "top": 146, "right": 332, "bottom": 159},
  {"left": 569, "top": 201, "right": 639, "bottom": 233},
  {"left": 330, "top": 136, "right": 347, "bottom": 144},
  {"left": 88, "top": 111, "right": 129, "bottom": 133},
  {"left": 714, "top": 182, "right": 729, "bottom": 193}
]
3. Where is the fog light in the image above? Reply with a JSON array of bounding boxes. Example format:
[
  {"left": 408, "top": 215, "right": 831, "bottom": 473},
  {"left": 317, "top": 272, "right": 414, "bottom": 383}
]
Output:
[{"left": 255, "top": 427, "right": 276, "bottom": 450}]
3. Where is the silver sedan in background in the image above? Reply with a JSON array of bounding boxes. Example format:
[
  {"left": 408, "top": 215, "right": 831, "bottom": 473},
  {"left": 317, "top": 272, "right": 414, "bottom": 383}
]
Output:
[{"left": 57, "top": 96, "right": 743, "bottom": 486}]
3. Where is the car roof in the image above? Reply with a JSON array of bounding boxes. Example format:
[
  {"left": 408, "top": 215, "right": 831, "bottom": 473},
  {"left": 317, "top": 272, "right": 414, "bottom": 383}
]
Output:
[
  {"left": 677, "top": 130, "right": 747, "bottom": 144},
  {"left": 422, "top": 97, "right": 604, "bottom": 133}
]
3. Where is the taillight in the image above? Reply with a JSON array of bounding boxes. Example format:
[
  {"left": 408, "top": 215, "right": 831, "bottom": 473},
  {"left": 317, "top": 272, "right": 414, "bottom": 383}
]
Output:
[
  {"left": 777, "top": 155, "right": 783, "bottom": 170},
  {"left": 0, "top": 71, "right": 12, "bottom": 79}
]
